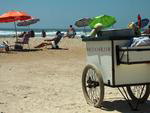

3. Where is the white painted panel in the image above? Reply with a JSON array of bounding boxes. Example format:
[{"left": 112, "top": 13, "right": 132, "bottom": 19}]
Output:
[{"left": 86, "top": 41, "right": 113, "bottom": 85}]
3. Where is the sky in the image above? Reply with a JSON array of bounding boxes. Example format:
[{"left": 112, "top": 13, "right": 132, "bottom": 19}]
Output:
[{"left": 0, "top": 0, "right": 149, "bottom": 29}]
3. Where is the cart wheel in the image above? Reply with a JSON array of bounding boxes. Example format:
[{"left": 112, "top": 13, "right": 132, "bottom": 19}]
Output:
[
  {"left": 82, "top": 64, "right": 104, "bottom": 108},
  {"left": 126, "top": 85, "right": 150, "bottom": 103}
]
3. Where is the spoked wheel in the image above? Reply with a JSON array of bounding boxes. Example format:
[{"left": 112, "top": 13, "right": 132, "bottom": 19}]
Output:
[
  {"left": 126, "top": 85, "right": 150, "bottom": 103},
  {"left": 82, "top": 65, "right": 104, "bottom": 108}
]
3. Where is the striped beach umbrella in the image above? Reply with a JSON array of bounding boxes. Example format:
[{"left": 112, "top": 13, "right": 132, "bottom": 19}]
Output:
[
  {"left": 75, "top": 18, "right": 91, "bottom": 27},
  {"left": 17, "top": 18, "right": 40, "bottom": 26}
]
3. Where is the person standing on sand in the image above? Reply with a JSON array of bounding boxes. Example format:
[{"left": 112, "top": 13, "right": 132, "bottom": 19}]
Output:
[
  {"left": 30, "top": 30, "right": 35, "bottom": 37},
  {"left": 42, "top": 30, "right": 46, "bottom": 38},
  {"left": 66, "top": 25, "right": 76, "bottom": 38}
]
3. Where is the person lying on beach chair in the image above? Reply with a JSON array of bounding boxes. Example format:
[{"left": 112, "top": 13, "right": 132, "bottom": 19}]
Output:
[
  {"left": 34, "top": 31, "right": 64, "bottom": 49},
  {"left": 81, "top": 23, "right": 103, "bottom": 39},
  {"left": 0, "top": 41, "right": 9, "bottom": 52},
  {"left": 15, "top": 32, "right": 31, "bottom": 49}
]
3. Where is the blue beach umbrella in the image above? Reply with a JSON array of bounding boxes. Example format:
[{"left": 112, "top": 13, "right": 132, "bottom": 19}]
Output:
[
  {"left": 135, "top": 18, "right": 149, "bottom": 28},
  {"left": 89, "top": 15, "right": 117, "bottom": 29}
]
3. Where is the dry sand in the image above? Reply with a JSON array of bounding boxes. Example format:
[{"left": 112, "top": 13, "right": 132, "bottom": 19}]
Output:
[{"left": 0, "top": 37, "right": 150, "bottom": 113}]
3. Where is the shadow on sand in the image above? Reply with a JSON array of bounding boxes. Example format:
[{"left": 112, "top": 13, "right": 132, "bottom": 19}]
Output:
[
  {"left": 47, "top": 47, "right": 69, "bottom": 50},
  {"left": 100, "top": 100, "right": 150, "bottom": 113},
  {"left": 11, "top": 48, "right": 43, "bottom": 52}
]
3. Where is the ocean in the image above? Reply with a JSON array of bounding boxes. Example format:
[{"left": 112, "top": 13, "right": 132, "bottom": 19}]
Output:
[{"left": 0, "top": 28, "right": 91, "bottom": 38}]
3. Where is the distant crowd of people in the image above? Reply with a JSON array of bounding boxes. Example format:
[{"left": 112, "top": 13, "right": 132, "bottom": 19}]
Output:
[
  {"left": 1, "top": 22, "right": 150, "bottom": 53},
  {"left": 12, "top": 25, "right": 76, "bottom": 50},
  {"left": 17, "top": 24, "right": 76, "bottom": 39}
]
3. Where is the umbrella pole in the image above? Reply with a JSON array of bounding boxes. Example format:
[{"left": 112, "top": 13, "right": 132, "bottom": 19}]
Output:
[{"left": 14, "top": 21, "right": 18, "bottom": 42}]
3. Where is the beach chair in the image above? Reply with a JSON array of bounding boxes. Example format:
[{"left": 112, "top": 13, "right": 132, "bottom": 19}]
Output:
[
  {"left": 15, "top": 33, "right": 30, "bottom": 50},
  {"left": 0, "top": 41, "right": 9, "bottom": 53}
]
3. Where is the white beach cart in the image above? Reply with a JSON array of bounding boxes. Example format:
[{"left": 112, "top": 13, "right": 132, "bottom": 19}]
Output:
[{"left": 82, "top": 29, "right": 150, "bottom": 110}]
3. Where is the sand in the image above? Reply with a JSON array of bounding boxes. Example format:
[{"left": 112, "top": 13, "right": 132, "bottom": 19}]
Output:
[{"left": 0, "top": 37, "right": 150, "bottom": 113}]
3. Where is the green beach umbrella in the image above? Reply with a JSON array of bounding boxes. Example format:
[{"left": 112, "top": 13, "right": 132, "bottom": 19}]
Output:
[{"left": 89, "top": 15, "right": 117, "bottom": 29}]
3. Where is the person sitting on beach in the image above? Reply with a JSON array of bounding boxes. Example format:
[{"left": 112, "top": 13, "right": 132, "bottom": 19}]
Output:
[
  {"left": 34, "top": 31, "right": 64, "bottom": 49},
  {"left": 90, "top": 23, "right": 103, "bottom": 38},
  {"left": 66, "top": 25, "right": 76, "bottom": 38},
  {"left": 16, "top": 32, "right": 31, "bottom": 44},
  {"left": 0, "top": 41, "right": 9, "bottom": 52},
  {"left": 18, "top": 32, "right": 26, "bottom": 38}
]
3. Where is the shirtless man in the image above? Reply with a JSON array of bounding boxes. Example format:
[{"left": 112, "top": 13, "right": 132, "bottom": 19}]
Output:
[{"left": 66, "top": 25, "right": 76, "bottom": 38}]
